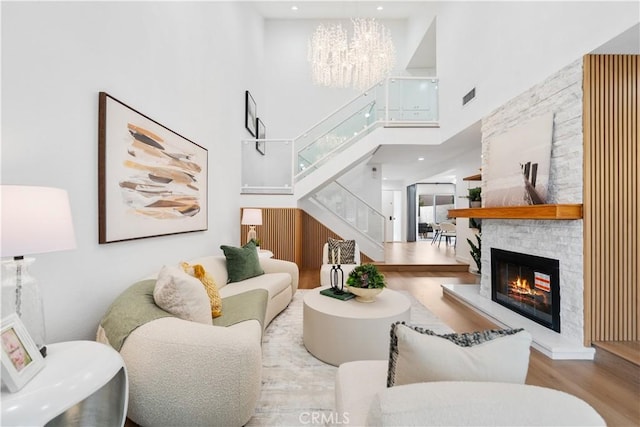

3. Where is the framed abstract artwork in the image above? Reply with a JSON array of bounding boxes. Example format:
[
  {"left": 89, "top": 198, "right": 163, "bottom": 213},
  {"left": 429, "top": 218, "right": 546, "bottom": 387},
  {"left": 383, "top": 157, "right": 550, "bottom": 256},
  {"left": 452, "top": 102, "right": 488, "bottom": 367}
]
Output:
[
  {"left": 1, "top": 314, "right": 45, "bottom": 392},
  {"left": 245, "top": 90, "right": 257, "bottom": 137},
  {"left": 256, "top": 117, "right": 266, "bottom": 155},
  {"left": 98, "top": 92, "right": 208, "bottom": 243}
]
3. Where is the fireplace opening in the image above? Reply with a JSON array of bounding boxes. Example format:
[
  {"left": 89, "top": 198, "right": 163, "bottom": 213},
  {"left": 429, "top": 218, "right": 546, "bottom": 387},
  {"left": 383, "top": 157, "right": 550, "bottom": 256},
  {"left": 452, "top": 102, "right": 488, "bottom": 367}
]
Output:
[{"left": 491, "top": 248, "right": 560, "bottom": 332}]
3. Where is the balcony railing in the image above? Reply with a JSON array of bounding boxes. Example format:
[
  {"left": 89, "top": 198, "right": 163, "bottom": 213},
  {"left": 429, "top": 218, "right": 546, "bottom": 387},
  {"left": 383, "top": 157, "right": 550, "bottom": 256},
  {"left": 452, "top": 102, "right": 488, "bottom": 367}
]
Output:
[{"left": 241, "top": 139, "right": 294, "bottom": 194}]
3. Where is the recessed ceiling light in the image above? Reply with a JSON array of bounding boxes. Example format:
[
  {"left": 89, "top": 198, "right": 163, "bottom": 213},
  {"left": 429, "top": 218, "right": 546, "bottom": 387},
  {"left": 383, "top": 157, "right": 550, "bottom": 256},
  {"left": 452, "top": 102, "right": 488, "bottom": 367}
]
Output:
[
  {"left": 377, "top": 6, "right": 384, "bottom": 11},
  {"left": 418, "top": 157, "right": 425, "bottom": 161},
  {"left": 291, "top": 5, "right": 298, "bottom": 11}
]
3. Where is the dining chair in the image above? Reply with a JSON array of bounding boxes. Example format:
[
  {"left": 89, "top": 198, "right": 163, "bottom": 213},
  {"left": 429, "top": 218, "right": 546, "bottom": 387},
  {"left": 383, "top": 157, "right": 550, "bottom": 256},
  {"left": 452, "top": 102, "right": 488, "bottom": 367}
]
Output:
[{"left": 438, "top": 222, "right": 457, "bottom": 247}]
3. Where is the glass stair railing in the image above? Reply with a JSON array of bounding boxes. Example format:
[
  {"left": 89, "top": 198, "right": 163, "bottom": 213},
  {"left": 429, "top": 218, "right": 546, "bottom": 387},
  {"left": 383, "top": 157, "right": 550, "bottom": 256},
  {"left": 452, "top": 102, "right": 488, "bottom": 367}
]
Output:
[
  {"left": 295, "top": 76, "right": 438, "bottom": 181},
  {"left": 311, "top": 181, "right": 385, "bottom": 246},
  {"left": 240, "top": 76, "right": 438, "bottom": 194}
]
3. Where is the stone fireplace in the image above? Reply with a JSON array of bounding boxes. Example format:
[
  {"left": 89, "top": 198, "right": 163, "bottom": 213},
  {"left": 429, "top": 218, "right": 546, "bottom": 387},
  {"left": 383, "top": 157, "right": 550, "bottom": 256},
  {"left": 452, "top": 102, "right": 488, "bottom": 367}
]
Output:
[
  {"left": 491, "top": 248, "right": 560, "bottom": 333},
  {"left": 443, "top": 58, "right": 595, "bottom": 359}
]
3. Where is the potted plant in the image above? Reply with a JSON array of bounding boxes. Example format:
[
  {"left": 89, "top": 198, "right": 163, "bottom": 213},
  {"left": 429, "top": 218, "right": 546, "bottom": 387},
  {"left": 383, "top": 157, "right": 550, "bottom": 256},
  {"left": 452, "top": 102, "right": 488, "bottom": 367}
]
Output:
[
  {"left": 468, "top": 187, "right": 482, "bottom": 208},
  {"left": 346, "top": 264, "right": 386, "bottom": 302},
  {"left": 467, "top": 233, "right": 481, "bottom": 275}
]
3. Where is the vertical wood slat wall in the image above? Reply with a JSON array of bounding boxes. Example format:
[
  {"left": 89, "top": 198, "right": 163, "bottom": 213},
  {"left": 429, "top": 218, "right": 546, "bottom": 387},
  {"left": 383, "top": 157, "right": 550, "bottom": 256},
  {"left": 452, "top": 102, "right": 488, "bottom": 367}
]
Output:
[
  {"left": 240, "top": 208, "right": 302, "bottom": 265},
  {"left": 241, "top": 208, "right": 372, "bottom": 269},
  {"left": 583, "top": 54, "right": 639, "bottom": 344},
  {"left": 300, "top": 211, "right": 374, "bottom": 268}
]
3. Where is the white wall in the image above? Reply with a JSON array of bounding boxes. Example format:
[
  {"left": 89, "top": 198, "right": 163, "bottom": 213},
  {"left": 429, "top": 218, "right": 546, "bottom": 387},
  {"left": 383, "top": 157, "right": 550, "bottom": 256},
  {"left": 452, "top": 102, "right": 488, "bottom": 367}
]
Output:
[
  {"left": 435, "top": 1, "right": 639, "bottom": 144},
  {"left": 1, "top": 2, "right": 264, "bottom": 342},
  {"left": 263, "top": 18, "right": 410, "bottom": 140}
]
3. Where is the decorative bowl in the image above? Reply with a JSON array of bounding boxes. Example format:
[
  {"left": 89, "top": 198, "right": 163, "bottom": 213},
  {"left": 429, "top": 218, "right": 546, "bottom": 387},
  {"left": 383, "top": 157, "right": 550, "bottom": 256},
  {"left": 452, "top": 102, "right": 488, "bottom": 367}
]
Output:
[{"left": 347, "top": 286, "right": 383, "bottom": 303}]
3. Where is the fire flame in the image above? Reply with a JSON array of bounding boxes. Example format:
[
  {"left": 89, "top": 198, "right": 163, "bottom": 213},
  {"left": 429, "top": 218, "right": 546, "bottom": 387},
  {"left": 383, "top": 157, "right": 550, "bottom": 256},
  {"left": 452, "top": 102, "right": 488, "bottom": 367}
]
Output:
[{"left": 509, "top": 276, "right": 538, "bottom": 296}]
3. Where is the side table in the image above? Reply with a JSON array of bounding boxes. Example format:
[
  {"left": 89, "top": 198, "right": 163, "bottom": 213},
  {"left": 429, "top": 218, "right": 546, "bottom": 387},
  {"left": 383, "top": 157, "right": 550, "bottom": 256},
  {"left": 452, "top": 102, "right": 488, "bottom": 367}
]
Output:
[{"left": 1, "top": 340, "right": 128, "bottom": 426}]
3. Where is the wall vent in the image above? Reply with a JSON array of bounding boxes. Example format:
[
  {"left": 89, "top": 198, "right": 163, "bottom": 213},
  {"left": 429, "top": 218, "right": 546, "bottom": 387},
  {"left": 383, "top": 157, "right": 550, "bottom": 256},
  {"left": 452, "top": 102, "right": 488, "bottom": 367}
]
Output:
[{"left": 463, "top": 87, "right": 476, "bottom": 106}]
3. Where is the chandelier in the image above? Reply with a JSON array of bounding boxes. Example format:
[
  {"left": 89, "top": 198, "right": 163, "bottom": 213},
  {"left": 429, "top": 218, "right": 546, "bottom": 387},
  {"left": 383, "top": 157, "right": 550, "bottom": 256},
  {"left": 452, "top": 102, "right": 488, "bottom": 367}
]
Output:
[{"left": 307, "top": 18, "right": 395, "bottom": 91}]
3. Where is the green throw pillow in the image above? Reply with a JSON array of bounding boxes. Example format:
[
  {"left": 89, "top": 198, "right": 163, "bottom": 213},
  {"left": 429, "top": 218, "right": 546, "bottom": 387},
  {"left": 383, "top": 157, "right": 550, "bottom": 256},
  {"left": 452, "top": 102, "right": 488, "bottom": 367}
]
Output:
[{"left": 220, "top": 240, "right": 265, "bottom": 283}]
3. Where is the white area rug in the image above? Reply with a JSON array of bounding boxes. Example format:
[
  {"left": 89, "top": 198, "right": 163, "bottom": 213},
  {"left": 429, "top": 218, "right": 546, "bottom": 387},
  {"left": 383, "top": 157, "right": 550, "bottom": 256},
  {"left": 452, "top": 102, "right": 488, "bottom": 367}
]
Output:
[{"left": 246, "top": 289, "right": 453, "bottom": 426}]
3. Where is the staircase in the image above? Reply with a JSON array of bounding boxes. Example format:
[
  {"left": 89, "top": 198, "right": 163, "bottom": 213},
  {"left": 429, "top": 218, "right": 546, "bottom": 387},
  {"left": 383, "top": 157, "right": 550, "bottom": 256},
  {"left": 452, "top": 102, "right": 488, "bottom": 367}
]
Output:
[{"left": 241, "top": 77, "right": 440, "bottom": 260}]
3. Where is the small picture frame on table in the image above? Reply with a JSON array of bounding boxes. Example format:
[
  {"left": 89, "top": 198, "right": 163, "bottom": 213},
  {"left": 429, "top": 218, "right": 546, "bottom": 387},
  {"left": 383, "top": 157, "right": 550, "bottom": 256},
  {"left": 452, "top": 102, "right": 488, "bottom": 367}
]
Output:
[
  {"left": 245, "top": 90, "right": 257, "bottom": 137},
  {"left": 256, "top": 118, "right": 266, "bottom": 155},
  {"left": 1, "top": 313, "right": 45, "bottom": 392}
]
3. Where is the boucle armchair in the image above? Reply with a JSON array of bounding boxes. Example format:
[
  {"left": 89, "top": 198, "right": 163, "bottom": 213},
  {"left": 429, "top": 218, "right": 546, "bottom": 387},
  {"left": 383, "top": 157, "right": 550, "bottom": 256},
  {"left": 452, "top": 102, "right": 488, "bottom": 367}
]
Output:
[{"left": 97, "top": 255, "right": 298, "bottom": 427}]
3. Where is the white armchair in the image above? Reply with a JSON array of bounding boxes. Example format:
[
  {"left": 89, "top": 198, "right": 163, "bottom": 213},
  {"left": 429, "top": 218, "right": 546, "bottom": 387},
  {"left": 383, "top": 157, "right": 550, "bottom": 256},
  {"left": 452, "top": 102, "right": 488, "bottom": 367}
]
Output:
[{"left": 320, "top": 242, "right": 361, "bottom": 287}]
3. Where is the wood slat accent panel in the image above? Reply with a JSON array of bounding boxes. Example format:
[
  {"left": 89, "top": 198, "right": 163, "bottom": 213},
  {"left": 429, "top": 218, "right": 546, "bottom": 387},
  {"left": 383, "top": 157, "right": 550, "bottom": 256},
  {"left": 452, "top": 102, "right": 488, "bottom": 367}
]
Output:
[
  {"left": 240, "top": 208, "right": 300, "bottom": 264},
  {"left": 240, "top": 208, "right": 372, "bottom": 269},
  {"left": 299, "top": 210, "right": 373, "bottom": 269},
  {"left": 583, "top": 54, "right": 639, "bottom": 344}
]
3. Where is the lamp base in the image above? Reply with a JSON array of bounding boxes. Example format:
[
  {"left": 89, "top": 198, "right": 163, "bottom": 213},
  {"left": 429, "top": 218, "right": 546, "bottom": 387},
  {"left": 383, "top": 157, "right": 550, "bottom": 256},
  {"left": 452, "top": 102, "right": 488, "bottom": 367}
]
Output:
[
  {"left": 247, "top": 226, "right": 257, "bottom": 244},
  {"left": 1, "top": 258, "right": 46, "bottom": 351}
]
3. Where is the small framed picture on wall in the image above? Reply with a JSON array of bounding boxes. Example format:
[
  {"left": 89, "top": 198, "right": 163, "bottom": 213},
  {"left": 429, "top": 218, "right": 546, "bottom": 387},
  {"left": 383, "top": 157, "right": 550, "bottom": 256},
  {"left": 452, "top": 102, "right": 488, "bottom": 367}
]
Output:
[
  {"left": 245, "top": 91, "right": 257, "bottom": 137},
  {"left": 256, "top": 118, "right": 266, "bottom": 155}
]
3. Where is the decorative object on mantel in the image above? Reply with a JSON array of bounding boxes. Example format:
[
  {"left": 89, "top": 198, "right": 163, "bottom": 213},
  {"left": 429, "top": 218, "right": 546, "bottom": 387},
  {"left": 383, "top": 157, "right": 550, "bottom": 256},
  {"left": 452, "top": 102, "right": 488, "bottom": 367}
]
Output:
[
  {"left": 307, "top": 18, "right": 395, "bottom": 91},
  {"left": 241, "top": 208, "right": 263, "bottom": 244},
  {"left": 346, "top": 263, "right": 386, "bottom": 303},
  {"left": 0, "top": 185, "right": 77, "bottom": 357},
  {"left": 98, "top": 92, "right": 208, "bottom": 243}
]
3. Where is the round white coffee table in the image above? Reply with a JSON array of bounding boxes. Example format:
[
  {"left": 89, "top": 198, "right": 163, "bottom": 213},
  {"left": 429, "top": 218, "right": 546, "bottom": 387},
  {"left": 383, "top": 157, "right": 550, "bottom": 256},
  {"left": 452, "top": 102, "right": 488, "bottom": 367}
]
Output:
[{"left": 303, "top": 287, "right": 411, "bottom": 366}]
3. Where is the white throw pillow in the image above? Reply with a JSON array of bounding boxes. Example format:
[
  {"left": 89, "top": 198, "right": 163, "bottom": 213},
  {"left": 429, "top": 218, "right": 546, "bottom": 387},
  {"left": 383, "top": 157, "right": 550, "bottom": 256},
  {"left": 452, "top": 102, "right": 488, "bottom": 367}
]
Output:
[
  {"left": 153, "top": 265, "right": 212, "bottom": 325},
  {"left": 387, "top": 323, "right": 532, "bottom": 386}
]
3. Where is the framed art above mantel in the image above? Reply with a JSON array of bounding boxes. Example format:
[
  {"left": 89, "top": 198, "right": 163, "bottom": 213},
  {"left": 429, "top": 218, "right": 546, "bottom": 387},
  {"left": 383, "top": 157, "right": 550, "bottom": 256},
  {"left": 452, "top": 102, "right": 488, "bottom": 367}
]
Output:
[{"left": 98, "top": 92, "right": 208, "bottom": 243}]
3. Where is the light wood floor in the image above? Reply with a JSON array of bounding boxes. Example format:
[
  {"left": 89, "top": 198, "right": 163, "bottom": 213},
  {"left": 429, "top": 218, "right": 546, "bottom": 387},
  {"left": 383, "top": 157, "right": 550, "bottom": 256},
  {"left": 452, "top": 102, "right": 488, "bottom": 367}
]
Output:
[{"left": 299, "top": 242, "right": 640, "bottom": 426}]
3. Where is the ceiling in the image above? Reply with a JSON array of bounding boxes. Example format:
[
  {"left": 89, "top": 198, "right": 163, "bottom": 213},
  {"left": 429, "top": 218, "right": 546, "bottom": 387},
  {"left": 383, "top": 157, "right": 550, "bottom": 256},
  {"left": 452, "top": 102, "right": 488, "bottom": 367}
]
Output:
[{"left": 249, "top": 1, "right": 432, "bottom": 20}]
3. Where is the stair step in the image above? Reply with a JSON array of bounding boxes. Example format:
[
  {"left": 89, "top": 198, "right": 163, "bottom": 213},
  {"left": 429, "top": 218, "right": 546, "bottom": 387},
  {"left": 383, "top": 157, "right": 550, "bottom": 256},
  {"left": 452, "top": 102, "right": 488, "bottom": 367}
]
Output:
[
  {"left": 373, "top": 263, "right": 470, "bottom": 273},
  {"left": 593, "top": 341, "right": 640, "bottom": 367}
]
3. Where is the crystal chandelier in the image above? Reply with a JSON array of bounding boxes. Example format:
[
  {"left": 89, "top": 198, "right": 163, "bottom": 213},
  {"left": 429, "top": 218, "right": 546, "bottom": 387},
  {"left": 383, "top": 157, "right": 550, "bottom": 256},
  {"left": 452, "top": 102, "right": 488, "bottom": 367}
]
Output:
[{"left": 308, "top": 18, "right": 395, "bottom": 91}]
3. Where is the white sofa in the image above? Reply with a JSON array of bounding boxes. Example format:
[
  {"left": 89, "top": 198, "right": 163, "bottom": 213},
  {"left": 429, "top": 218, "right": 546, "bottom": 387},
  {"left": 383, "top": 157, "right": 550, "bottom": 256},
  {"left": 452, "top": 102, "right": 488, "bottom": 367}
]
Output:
[
  {"left": 336, "top": 361, "right": 606, "bottom": 426},
  {"left": 97, "top": 255, "right": 298, "bottom": 427}
]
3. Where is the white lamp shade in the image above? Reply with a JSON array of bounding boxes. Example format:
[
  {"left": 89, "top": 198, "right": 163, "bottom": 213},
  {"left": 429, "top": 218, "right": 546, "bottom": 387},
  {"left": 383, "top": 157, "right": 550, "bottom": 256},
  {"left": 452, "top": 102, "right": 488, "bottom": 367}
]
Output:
[
  {"left": 1, "top": 186, "right": 77, "bottom": 258},
  {"left": 241, "top": 208, "right": 262, "bottom": 226}
]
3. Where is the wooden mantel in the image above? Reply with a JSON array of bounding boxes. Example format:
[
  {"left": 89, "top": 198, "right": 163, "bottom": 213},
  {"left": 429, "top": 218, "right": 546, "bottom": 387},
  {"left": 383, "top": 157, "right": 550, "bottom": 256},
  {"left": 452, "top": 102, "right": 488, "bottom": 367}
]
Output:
[{"left": 448, "top": 204, "right": 583, "bottom": 220}]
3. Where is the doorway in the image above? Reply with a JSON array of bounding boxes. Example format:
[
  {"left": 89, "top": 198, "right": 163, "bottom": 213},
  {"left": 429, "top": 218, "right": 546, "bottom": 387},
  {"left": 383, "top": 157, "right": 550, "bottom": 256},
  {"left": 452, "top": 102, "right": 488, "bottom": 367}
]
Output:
[{"left": 382, "top": 190, "right": 402, "bottom": 242}]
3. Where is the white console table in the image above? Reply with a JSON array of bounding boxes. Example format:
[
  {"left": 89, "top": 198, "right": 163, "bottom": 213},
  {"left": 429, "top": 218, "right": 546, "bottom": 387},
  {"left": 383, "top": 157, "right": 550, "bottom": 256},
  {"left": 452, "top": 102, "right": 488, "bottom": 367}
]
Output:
[{"left": 1, "top": 340, "right": 128, "bottom": 426}]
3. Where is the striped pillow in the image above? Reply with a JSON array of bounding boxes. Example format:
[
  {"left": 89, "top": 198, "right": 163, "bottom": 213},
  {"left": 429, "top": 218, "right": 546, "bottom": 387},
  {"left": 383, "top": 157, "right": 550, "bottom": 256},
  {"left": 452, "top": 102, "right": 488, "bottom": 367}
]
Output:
[
  {"left": 387, "top": 322, "right": 531, "bottom": 387},
  {"left": 327, "top": 238, "right": 356, "bottom": 264}
]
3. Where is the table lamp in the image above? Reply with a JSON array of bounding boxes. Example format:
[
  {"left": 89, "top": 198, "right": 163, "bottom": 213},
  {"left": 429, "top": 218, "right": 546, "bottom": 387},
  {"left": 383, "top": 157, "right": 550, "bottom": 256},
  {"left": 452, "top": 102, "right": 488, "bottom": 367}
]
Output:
[
  {"left": 1, "top": 186, "right": 76, "bottom": 356},
  {"left": 241, "top": 208, "right": 262, "bottom": 244}
]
